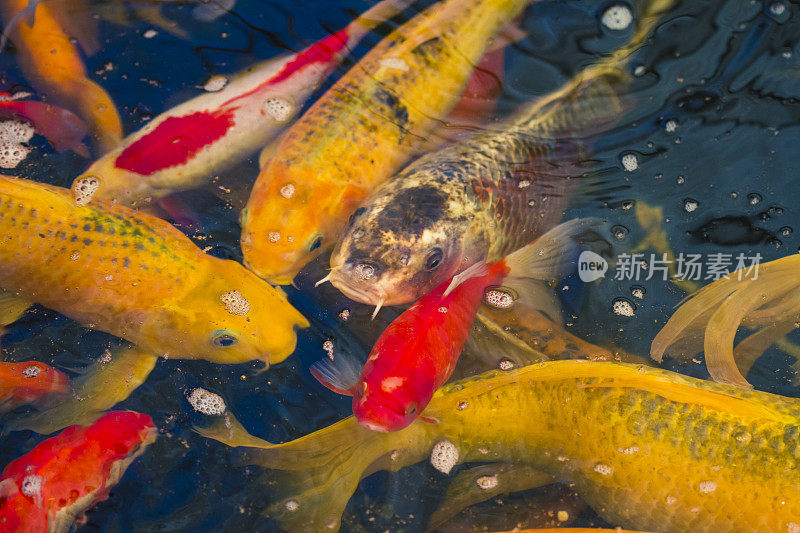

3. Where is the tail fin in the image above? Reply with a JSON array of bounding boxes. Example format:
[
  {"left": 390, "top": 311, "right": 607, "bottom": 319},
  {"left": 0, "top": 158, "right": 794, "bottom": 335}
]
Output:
[
  {"left": 651, "top": 255, "right": 800, "bottom": 388},
  {"left": 9, "top": 345, "right": 157, "bottom": 434},
  {"left": 198, "top": 410, "right": 432, "bottom": 531}
]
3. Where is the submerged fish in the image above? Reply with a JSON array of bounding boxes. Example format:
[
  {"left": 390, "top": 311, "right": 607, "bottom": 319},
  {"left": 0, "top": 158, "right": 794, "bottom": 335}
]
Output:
[
  {"left": 328, "top": 0, "right": 676, "bottom": 306},
  {"left": 651, "top": 254, "right": 800, "bottom": 388},
  {"left": 0, "top": 360, "right": 68, "bottom": 409},
  {"left": 79, "top": 0, "right": 414, "bottom": 207},
  {"left": 0, "top": 411, "right": 156, "bottom": 532},
  {"left": 311, "top": 219, "right": 588, "bottom": 432},
  {"left": 0, "top": 0, "right": 122, "bottom": 152},
  {"left": 241, "top": 0, "right": 536, "bottom": 284},
  {"left": 200, "top": 360, "right": 800, "bottom": 532},
  {"left": 0, "top": 175, "right": 307, "bottom": 429},
  {"left": 0, "top": 91, "right": 89, "bottom": 155}
]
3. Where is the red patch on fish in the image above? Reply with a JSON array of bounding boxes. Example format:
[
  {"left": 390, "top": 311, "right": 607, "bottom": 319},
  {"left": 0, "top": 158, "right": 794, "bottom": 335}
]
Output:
[
  {"left": 0, "top": 361, "right": 69, "bottom": 408},
  {"left": 115, "top": 109, "right": 237, "bottom": 175},
  {"left": 0, "top": 92, "right": 89, "bottom": 156},
  {"left": 0, "top": 411, "right": 156, "bottom": 531},
  {"left": 270, "top": 28, "right": 350, "bottom": 84}
]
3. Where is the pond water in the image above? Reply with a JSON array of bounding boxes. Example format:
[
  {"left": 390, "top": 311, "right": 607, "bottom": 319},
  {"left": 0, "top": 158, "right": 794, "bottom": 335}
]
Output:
[{"left": 0, "top": 0, "right": 799, "bottom": 531}]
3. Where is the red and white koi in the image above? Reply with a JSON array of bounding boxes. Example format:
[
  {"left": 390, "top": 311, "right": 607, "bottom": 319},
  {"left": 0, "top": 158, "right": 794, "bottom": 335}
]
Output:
[{"left": 79, "top": 0, "right": 414, "bottom": 207}]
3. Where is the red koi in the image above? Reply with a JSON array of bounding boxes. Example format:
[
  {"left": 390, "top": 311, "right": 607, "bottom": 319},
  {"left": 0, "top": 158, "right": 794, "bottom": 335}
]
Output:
[
  {"left": 80, "top": 0, "right": 415, "bottom": 206},
  {"left": 0, "top": 92, "right": 89, "bottom": 156},
  {"left": 312, "top": 219, "right": 596, "bottom": 432},
  {"left": 0, "top": 361, "right": 68, "bottom": 409},
  {"left": 0, "top": 411, "right": 156, "bottom": 532}
]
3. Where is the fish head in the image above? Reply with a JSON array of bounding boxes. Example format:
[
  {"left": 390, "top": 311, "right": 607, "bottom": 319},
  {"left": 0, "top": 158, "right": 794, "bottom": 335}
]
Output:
[
  {"left": 330, "top": 184, "right": 464, "bottom": 306},
  {"left": 352, "top": 379, "right": 424, "bottom": 433},
  {"left": 150, "top": 258, "right": 308, "bottom": 366},
  {"left": 241, "top": 161, "right": 368, "bottom": 285}
]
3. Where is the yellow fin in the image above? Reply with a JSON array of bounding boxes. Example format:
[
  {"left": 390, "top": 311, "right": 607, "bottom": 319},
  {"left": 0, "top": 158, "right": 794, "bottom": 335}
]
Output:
[
  {"left": 0, "top": 290, "right": 32, "bottom": 335},
  {"left": 427, "top": 463, "right": 554, "bottom": 531},
  {"left": 195, "top": 412, "right": 273, "bottom": 449},
  {"left": 9, "top": 345, "right": 157, "bottom": 434}
]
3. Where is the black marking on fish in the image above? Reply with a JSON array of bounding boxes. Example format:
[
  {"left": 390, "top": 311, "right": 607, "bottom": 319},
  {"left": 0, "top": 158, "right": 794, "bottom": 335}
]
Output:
[
  {"left": 376, "top": 185, "right": 447, "bottom": 237},
  {"left": 375, "top": 88, "right": 409, "bottom": 135}
]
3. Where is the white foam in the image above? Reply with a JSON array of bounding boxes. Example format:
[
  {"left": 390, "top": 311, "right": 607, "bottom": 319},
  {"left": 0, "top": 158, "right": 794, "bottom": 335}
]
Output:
[
  {"left": 430, "top": 440, "right": 458, "bottom": 474},
  {"left": 188, "top": 387, "right": 226, "bottom": 415},
  {"left": 221, "top": 290, "right": 250, "bottom": 316}
]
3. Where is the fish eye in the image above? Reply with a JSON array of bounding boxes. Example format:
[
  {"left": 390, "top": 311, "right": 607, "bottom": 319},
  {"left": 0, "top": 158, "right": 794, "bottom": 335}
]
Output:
[
  {"left": 212, "top": 331, "right": 238, "bottom": 347},
  {"left": 348, "top": 207, "right": 366, "bottom": 225},
  {"left": 424, "top": 248, "right": 443, "bottom": 271},
  {"left": 404, "top": 402, "right": 418, "bottom": 416},
  {"left": 307, "top": 235, "right": 323, "bottom": 252}
]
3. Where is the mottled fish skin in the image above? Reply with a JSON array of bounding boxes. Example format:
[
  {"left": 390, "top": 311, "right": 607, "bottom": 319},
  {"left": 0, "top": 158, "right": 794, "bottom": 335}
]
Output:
[
  {"left": 241, "top": 361, "right": 800, "bottom": 532},
  {"left": 0, "top": 175, "right": 307, "bottom": 365},
  {"left": 241, "top": 0, "right": 534, "bottom": 285},
  {"left": 330, "top": 0, "right": 675, "bottom": 305}
]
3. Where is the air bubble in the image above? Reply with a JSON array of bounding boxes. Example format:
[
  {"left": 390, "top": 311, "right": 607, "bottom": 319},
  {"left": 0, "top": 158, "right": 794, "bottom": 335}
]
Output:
[
  {"left": 268, "top": 232, "right": 280, "bottom": 243},
  {"left": 0, "top": 120, "right": 34, "bottom": 143},
  {"left": 780, "top": 226, "right": 792, "bottom": 236},
  {"left": 612, "top": 298, "right": 635, "bottom": 317},
  {"left": 72, "top": 176, "right": 100, "bottom": 207},
  {"left": 70, "top": 251, "right": 80, "bottom": 261},
  {"left": 611, "top": 225, "right": 629, "bottom": 240},
  {"left": 620, "top": 153, "right": 638, "bottom": 171},
  {"left": 684, "top": 198, "right": 699, "bottom": 212},
  {"left": 593, "top": 463, "right": 613, "bottom": 476},
  {"left": 664, "top": 119, "right": 678, "bottom": 133},
  {"left": 457, "top": 401, "right": 468, "bottom": 411},
  {"left": 498, "top": 358, "right": 515, "bottom": 371},
  {"left": 676, "top": 175, "right": 685, "bottom": 185},
  {"left": 280, "top": 184, "right": 295, "bottom": 199},
  {"left": 323, "top": 340, "right": 334, "bottom": 359},
  {"left": 263, "top": 97, "right": 294, "bottom": 123},
  {"left": 698, "top": 480, "right": 717, "bottom": 493},
  {"left": 437, "top": 306, "right": 448, "bottom": 313},
  {"left": 221, "top": 290, "right": 250, "bottom": 316},
  {"left": 601, "top": 4, "right": 633, "bottom": 30},
  {"left": 204, "top": 75, "right": 228, "bottom": 92},
  {"left": 355, "top": 263, "right": 375, "bottom": 280},
  {"left": 476, "top": 474, "right": 498, "bottom": 490},
  {"left": 430, "top": 440, "right": 458, "bottom": 474},
  {"left": 285, "top": 500, "right": 299, "bottom": 512},
  {"left": 0, "top": 141, "right": 30, "bottom": 169},
  {"left": 557, "top": 510, "right": 569, "bottom": 522},
  {"left": 747, "top": 193, "right": 762, "bottom": 205},
  {"left": 518, "top": 180, "right": 530, "bottom": 188},
  {"left": 143, "top": 29, "right": 158, "bottom": 39},
  {"left": 188, "top": 387, "right": 226, "bottom": 415},
  {"left": 22, "top": 365, "right": 41, "bottom": 378},
  {"left": 630, "top": 286, "right": 645, "bottom": 299},
  {"left": 339, "top": 309, "right": 350, "bottom": 321},
  {"left": 483, "top": 287, "right": 515, "bottom": 309},
  {"left": 769, "top": 2, "right": 786, "bottom": 16},
  {"left": 21, "top": 475, "right": 42, "bottom": 496}
]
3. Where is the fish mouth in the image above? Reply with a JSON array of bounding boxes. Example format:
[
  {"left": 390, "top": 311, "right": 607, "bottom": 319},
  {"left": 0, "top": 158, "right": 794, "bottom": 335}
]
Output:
[
  {"left": 328, "top": 269, "right": 385, "bottom": 307},
  {"left": 357, "top": 419, "right": 391, "bottom": 432}
]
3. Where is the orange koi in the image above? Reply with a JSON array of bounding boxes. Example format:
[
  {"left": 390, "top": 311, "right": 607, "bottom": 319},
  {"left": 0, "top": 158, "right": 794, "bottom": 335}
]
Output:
[{"left": 0, "top": 360, "right": 67, "bottom": 409}]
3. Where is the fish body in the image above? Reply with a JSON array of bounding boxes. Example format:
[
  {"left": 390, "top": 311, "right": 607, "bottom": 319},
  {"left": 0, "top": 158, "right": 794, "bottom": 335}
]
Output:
[
  {"left": 329, "top": 0, "right": 678, "bottom": 305},
  {"left": 80, "top": 0, "right": 413, "bottom": 206},
  {"left": 206, "top": 361, "right": 800, "bottom": 532},
  {"left": 0, "top": 91, "right": 89, "bottom": 155},
  {"left": 241, "top": 0, "right": 534, "bottom": 284},
  {"left": 0, "top": 0, "right": 122, "bottom": 152},
  {"left": 0, "top": 360, "right": 68, "bottom": 408},
  {"left": 0, "top": 175, "right": 307, "bottom": 366},
  {"left": 0, "top": 411, "right": 156, "bottom": 532},
  {"left": 314, "top": 260, "right": 509, "bottom": 432}
]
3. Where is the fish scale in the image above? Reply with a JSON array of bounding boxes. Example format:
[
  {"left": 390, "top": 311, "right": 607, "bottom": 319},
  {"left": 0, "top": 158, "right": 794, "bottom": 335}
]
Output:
[{"left": 0, "top": 174, "right": 307, "bottom": 365}]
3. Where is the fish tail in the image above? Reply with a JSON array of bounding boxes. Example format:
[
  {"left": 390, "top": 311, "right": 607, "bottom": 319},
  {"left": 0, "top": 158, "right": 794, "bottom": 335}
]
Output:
[
  {"left": 9, "top": 345, "right": 157, "bottom": 434},
  {"left": 651, "top": 255, "right": 800, "bottom": 388},
  {"left": 199, "top": 411, "right": 431, "bottom": 530}
]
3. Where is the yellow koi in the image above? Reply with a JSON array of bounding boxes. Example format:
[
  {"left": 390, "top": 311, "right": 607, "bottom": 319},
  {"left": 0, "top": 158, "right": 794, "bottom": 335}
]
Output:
[
  {"left": 200, "top": 360, "right": 800, "bottom": 532},
  {"left": 241, "top": 0, "right": 535, "bottom": 284}
]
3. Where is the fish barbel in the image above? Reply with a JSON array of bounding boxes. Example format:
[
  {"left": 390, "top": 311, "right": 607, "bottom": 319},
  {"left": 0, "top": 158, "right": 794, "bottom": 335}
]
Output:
[
  {"left": 0, "top": 175, "right": 307, "bottom": 366},
  {"left": 241, "top": 0, "right": 536, "bottom": 284},
  {"left": 200, "top": 360, "right": 800, "bottom": 532},
  {"left": 78, "top": 0, "right": 414, "bottom": 207},
  {"left": 329, "top": 0, "right": 676, "bottom": 306}
]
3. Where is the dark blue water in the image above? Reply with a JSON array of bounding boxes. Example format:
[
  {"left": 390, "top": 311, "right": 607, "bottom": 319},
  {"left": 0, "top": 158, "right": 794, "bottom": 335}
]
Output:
[{"left": 1, "top": 0, "right": 800, "bottom": 531}]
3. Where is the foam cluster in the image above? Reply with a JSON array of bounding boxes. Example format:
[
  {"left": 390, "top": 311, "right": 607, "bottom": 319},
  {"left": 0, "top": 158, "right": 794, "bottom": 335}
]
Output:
[
  {"left": 0, "top": 120, "right": 34, "bottom": 169},
  {"left": 188, "top": 387, "right": 226, "bottom": 415},
  {"left": 430, "top": 439, "right": 459, "bottom": 474},
  {"left": 221, "top": 290, "right": 250, "bottom": 316}
]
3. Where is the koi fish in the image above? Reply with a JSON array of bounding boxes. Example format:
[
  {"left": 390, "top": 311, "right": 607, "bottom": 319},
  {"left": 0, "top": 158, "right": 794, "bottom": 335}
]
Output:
[
  {"left": 0, "top": 411, "right": 156, "bottom": 532},
  {"left": 78, "top": 0, "right": 415, "bottom": 207},
  {"left": 0, "top": 91, "right": 89, "bottom": 155},
  {"left": 0, "top": 360, "right": 68, "bottom": 410},
  {"left": 0, "top": 175, "right": 307, "bottom": 430},
  {"left": 240, "top": 0, "right": 537, "bottom": 285},
  {"left": 0, "top": 0, "right": 122, "bottom": 152},
  {"left": 199, "top": 360, "right": 800, "bottom": 532},
  {"left": 327, "top": 0, "right": 677, "bottom": 307},
  {"left": 651, "top": 254, "right": 800, "bottom": 388},
  {"left": 311, "top": 219, "right": 590, "bottom": 432}
]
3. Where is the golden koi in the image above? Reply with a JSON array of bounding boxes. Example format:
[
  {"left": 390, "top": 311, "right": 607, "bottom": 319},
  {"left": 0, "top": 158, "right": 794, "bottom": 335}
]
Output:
[
  {"left": 241, "top": 0, "right": 536, "bottom": 284},
  {"left": 0, "top": 0, "right": 122, "bottom": 152},
  {"left": 200, "top": 360, "right": 800, "bottom": 532}
]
